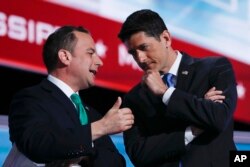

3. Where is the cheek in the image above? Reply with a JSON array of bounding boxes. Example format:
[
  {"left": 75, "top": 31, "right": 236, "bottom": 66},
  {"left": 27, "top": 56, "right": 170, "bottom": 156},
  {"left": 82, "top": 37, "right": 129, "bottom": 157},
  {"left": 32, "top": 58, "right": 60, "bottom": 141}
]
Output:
[
  {"left": 80, "top": 58, "right": 91, "bottom": 69},
  {"left": 72, "top": 60, "right": 89, "bottom": 77},
  {"left": 155, "top": 48, "right": 166, "bottom": 59},
  {"left": 83, "top": 65, "right": 91, "bottom": 77}
]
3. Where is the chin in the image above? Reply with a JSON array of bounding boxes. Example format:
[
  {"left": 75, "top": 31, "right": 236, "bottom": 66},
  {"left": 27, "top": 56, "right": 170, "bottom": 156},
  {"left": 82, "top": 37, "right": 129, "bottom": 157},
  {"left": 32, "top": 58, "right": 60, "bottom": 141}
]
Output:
[{"left": 88, "top": 80, "right": 95, "bottom": 87}]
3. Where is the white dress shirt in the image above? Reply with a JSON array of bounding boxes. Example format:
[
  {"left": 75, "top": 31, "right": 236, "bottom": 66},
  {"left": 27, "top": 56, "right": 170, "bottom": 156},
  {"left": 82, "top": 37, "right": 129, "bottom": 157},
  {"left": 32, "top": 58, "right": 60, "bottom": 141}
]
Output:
[{"left": 47, "top": 75, "right": 76, "bottom": 99}]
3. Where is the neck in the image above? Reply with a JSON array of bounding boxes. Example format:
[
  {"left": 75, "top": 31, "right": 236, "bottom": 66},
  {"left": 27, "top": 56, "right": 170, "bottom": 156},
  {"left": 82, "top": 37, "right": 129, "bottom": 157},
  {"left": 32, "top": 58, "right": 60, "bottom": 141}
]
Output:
[{"left": 161, "top": 49, "right": 177, "bottom": 73}]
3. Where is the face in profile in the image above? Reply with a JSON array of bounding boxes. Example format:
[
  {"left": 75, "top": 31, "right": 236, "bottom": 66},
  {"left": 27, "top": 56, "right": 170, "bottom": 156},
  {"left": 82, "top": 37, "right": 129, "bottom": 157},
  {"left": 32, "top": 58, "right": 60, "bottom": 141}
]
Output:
[{"left": 69, "top": 31, "right": 103, "bottom": 89}]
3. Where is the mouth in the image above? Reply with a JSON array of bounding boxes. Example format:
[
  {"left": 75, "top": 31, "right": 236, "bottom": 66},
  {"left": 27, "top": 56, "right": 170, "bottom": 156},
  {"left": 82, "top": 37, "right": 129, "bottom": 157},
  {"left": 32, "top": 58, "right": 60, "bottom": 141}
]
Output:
[
  {"left": 89, "top": 69, "right": 97, "bottom": 76},
  {"left": 141, "top": 65, "right": 149, "bottom": 71}
]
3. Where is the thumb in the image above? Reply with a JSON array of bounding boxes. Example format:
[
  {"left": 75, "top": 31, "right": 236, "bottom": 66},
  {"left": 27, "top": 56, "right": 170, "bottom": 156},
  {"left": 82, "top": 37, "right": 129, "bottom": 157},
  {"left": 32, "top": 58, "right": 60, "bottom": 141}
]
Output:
[{"left": 111, "top": 96, "right": 122, "bottom": 109}]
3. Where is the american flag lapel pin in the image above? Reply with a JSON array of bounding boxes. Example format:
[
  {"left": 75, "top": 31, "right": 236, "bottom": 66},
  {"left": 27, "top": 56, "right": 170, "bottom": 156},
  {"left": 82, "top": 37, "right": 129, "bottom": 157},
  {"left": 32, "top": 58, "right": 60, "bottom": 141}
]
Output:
[{"left": 181, "top": 71, "right": 188, "bottom": 75}]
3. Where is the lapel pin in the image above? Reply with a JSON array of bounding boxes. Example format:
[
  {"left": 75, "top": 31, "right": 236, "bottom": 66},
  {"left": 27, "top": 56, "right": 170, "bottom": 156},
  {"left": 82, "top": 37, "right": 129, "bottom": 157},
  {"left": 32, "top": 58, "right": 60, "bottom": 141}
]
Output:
[{"left": 181, "top": 71, "right": 188, "bottom": 75}]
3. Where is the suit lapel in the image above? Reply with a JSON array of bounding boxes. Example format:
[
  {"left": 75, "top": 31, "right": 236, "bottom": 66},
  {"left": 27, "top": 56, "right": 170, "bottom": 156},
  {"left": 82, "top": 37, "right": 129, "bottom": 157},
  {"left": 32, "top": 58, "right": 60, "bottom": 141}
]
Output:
[
  {"left": 176, "top": 52, "right": 195, "bottom": 91},
  {"left": 40, "top": 79, "right": 80, "bottom": 124}
]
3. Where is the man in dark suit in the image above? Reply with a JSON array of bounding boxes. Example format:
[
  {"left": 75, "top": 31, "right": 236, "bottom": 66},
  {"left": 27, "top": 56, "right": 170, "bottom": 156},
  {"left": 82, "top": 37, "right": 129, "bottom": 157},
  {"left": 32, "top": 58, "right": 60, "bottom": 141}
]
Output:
[
  {"left": 6, "top": 25, "right": 134, "bottom": 167},
  {"left": 118, "top": 9, "right": 237, "bottom": 167}
]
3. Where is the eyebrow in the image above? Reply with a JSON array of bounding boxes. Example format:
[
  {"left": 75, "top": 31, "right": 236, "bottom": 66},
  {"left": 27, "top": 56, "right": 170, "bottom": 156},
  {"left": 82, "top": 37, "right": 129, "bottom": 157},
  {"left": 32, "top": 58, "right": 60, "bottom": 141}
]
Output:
[
  {"left": 128, "top": 48, "right": 135, "bottom": 54},
  {"left": 128, "top": 43, "right": 147, "bottom": 54}
]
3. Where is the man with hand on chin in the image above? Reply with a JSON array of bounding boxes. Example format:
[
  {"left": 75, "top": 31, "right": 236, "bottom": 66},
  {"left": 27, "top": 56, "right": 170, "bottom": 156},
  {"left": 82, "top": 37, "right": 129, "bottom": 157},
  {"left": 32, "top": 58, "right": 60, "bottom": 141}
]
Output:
[{"left": 118, "top": 9, "right": 237, "bottom": 167}]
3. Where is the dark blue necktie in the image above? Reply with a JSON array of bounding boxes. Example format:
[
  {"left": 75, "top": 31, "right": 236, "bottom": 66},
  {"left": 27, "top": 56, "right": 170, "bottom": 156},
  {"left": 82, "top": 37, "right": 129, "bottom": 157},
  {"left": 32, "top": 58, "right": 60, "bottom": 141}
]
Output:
[{"left": 162, "top": 73, "right": 176, "bottom": 87}]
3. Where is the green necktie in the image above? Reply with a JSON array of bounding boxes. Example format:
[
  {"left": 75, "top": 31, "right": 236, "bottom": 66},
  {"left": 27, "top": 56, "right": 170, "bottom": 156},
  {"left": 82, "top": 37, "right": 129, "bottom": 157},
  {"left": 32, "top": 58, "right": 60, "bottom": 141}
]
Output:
[{"left": 70, "top": 93, "right": 88, "bottom": 125}]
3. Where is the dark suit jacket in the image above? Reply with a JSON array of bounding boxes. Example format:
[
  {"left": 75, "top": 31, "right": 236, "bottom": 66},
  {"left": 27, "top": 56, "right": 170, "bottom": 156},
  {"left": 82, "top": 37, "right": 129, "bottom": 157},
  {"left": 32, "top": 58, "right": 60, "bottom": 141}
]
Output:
[
  {"left": 8, "top": 79, "right": 125, "bottom": 167},
  {"left": 123, "top": 52, "right": 237, "bottom": 167}
]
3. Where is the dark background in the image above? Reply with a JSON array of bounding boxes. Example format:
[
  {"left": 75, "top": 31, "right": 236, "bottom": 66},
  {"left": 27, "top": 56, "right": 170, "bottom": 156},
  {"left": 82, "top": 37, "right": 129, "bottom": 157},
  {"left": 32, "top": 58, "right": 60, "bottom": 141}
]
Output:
[{"left": 1, "top": 65, "right": 249, "bottom": 131}]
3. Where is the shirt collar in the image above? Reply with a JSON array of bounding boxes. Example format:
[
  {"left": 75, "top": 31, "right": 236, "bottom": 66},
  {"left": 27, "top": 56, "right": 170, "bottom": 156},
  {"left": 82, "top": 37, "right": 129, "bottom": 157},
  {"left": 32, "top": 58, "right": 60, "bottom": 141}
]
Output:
[
  {"left": 47, "top": 75, "right": 76, "bottom": 98},
  {"left": 168, "top": 51, "right": 182, "bottom": 76}
]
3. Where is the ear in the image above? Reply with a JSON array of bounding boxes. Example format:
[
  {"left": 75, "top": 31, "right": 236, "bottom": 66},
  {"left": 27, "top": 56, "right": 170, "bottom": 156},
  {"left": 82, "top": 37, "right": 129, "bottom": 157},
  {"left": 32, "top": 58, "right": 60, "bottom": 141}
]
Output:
[
  {"left": 161, "top": 30, "right": 172, "bottom": 47},
  {"left": 58, "top": 49, "right": 71, "bottom": 65}
]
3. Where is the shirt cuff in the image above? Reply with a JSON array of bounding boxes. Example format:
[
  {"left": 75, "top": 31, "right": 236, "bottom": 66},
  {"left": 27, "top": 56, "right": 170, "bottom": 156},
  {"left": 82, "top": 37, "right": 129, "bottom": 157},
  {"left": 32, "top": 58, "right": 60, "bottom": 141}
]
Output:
[
  {"left": 185, "top": 126, "right": 196, "bottom": 145},
  {"left": 162, "top": 87, "right": 175, "bottom": 105}
]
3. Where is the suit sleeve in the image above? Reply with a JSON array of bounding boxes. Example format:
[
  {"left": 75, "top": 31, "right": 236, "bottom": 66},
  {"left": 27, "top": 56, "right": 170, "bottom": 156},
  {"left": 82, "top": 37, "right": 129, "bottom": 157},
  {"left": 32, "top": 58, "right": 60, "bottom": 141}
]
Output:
[
  {"left": 123, "top": 96, "right": 186, "bottom": 167},
  {"left": 168, "top": 57, "right": 237, "bottom": 132},
  {"left": 9, "top": 90, "right": 125, "bottom": 167},
  {"left": 88, "top": 108, "right": 126, "bottom": 167},
  {"left": 9, "top": 90, "right": 93, "bottom": 163},
  {"left": 91, "top": 135, "right": 125, "bottom": 167}
]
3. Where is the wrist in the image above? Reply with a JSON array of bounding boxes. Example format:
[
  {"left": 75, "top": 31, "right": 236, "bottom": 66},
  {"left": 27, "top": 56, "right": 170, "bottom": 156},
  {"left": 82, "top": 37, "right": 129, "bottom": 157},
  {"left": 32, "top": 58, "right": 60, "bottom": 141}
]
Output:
[
  {"left": 159, "top": 86, "right": 168, "bottom": 97},
  {"left": 91, "top": 119, "right": 107, "bottom": 140}
]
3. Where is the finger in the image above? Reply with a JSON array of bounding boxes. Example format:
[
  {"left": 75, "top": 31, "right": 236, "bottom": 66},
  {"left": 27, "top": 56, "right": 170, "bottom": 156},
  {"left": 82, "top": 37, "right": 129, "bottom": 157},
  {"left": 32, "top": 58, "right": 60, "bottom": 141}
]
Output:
[
  {"left": 207, "top": 87, "right": 216, "bottom": 93},
  {"left": 205, "top": 90, "right": 223, "bottom": 98},
  {"left": 209, "top": 95, "right": 222, "bottom": 101},
  {"left": 217, "top": 95, "right": 225, "bottom": 99},
  {"left": 126, "top": 114, "right": 134, "bottom": 121},
  {"left": 121, "top": 111, "right": 134, "bottom": 118},
  {"left": 214, "top": 100, "right": 223, "bottom": 103},
  {"left": 111, "top": 97, "right": 122, "bottom": 109},
  {"left": 206, "top": 90, "right": 223, "bottom": 97},
  {"left": 213, "top": 90, "right": 223, "bottom": 94},
  {"left": 125, "top": 119, "right": 134, "bottom": 126},
  {"left": 141, "top": 73, "right": 148, "bottom": 83},
  {"left": 146, "top": 70, "right": 153, "bottom": 74},
  {"left": 122, "top": 114, "right": 134, "bottom": 122},
  {"left": 124, "top": 124, "right": 133, "bottom": 131},
  {"left": 120, "top": 108, "right": 133, "bottom": 115},
  {"left": 209, "top": 95, "right": 225, "bottom": 101}
]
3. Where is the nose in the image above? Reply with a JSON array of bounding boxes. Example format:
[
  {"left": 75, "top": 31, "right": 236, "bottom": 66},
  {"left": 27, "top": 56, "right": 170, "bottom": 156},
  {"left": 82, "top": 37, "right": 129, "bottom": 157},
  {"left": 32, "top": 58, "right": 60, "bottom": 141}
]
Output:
[
  {"left": 95, "top": 55, "right": 103, "bottom": 67},
  {"left": 136, "top": 51, "right": 147, "bottom": 63}
]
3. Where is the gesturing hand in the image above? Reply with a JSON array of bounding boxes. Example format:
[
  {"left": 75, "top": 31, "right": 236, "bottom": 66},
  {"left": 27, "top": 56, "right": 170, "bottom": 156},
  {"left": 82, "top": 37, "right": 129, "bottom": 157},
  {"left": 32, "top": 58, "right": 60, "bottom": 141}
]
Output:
[
  {"left": 101, "top": 97, "right": 134, "bottom": 135},
  {"left": 91, "top": 97, "right": 134, "bottom": 140}
]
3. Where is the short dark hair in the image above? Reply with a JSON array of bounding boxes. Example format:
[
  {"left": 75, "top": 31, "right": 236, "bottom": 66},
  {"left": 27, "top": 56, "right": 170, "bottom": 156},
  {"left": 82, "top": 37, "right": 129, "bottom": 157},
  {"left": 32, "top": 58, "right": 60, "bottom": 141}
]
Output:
[
  {"left": 43, "top": 25, "right": 89, "bottom": 73},
  {"left": 118, "top": 9, "right": 168, "bottom": 42}
]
